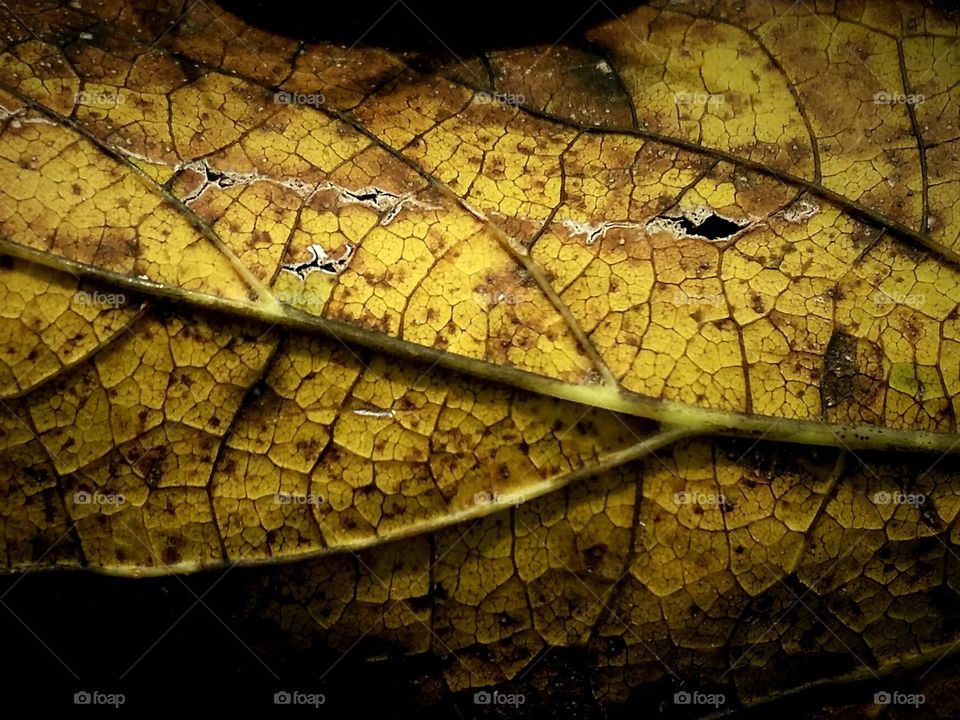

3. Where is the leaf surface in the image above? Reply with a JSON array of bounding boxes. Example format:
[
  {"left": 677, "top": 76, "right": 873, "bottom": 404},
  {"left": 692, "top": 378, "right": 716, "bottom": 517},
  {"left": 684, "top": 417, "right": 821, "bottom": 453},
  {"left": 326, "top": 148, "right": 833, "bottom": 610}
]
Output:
[{"left": 1, "top": 0, "right": 960, "bottom": 713}]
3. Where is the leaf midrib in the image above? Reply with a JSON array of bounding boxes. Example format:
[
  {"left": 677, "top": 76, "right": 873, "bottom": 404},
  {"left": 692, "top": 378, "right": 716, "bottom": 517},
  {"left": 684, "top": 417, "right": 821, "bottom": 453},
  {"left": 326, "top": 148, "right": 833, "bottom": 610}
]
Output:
[{"left": 4, "top": 235, "right": 959, "bottom": 454}]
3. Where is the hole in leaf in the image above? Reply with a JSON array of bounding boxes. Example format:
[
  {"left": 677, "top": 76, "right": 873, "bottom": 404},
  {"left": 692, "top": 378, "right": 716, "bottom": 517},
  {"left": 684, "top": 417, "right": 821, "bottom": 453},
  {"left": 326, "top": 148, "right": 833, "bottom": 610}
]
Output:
[
  {"left": 645, "top": 208, "right": 751, "bottom": 242},
  {"left": 666, "top": 213, "right": 746, "bottom": 241}
]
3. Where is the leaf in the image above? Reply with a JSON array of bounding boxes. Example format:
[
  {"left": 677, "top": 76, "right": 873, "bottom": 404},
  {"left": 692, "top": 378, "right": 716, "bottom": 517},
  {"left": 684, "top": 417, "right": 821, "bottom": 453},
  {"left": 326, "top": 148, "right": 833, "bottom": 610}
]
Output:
[
  {"left": 1, "top": 0, "right": 960, "bottom": 713},
  {"left": 3, "top": 257, "right": 679, "bottom": 570}
]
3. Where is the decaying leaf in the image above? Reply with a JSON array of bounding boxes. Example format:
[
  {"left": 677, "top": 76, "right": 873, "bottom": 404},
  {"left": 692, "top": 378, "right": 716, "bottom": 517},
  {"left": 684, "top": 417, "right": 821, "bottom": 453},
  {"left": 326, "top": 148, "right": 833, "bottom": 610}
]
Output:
[{"left": 1, "top": 0, "right": 960, "bottom": 715}]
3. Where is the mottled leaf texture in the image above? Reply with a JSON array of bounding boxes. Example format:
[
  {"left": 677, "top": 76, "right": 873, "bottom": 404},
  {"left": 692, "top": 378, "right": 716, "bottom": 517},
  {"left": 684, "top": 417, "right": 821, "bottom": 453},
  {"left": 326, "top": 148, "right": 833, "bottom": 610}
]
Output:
[{"left": 1, "top": 0, "right": 960, "bottom": 716}]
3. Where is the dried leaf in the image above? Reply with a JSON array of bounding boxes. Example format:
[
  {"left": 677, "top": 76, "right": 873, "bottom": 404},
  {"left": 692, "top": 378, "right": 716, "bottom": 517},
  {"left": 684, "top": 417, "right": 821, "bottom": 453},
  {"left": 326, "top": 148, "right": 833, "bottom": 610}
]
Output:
[{"left": 1, "top": 0, "right": 960, "bottom": 714}]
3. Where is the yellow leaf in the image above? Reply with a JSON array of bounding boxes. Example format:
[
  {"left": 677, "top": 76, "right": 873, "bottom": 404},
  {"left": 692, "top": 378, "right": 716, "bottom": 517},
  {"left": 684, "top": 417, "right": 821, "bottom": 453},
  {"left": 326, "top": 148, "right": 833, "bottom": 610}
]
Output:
[{"left": 1, "top": 0, "right": 960, "bottom": 714}]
